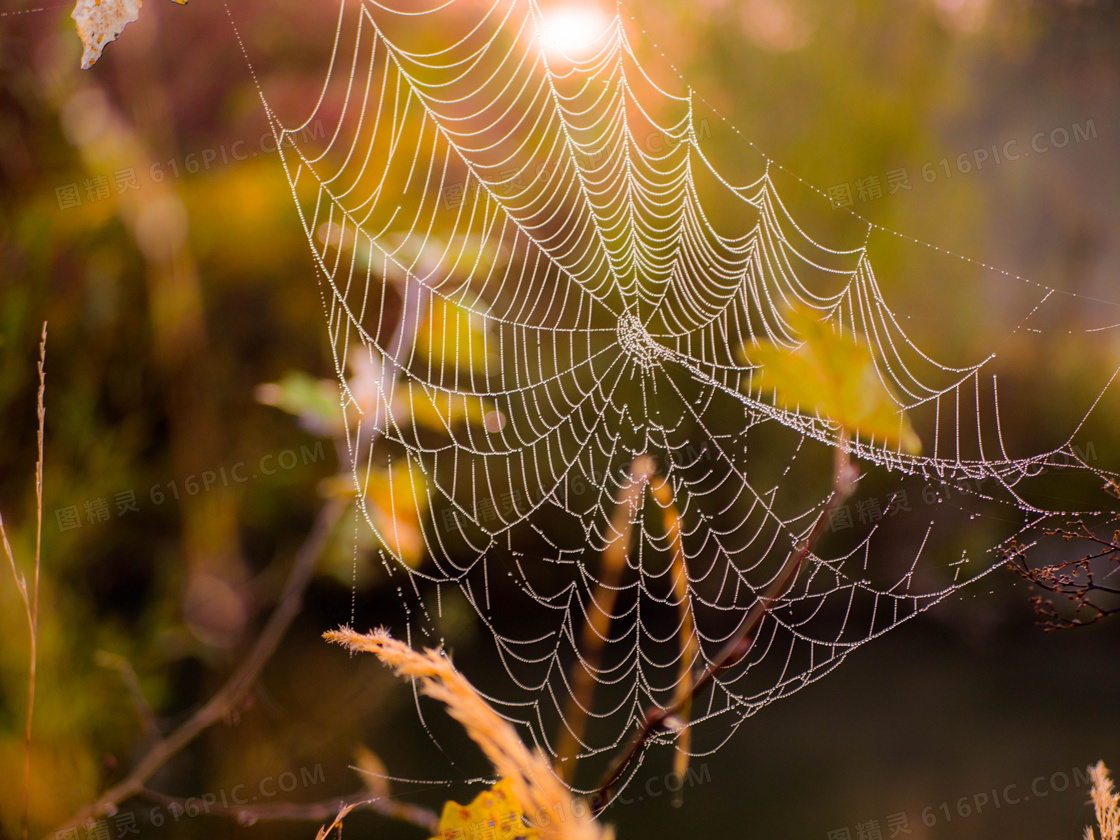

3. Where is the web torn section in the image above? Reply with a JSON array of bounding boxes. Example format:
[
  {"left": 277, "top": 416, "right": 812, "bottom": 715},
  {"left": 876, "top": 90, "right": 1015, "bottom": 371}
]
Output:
[{"left": 265, "top": 0, "right": 1120, "bottom": 794}]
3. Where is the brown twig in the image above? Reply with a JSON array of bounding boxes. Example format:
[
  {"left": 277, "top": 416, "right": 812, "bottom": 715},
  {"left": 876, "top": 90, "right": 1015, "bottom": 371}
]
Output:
[
  {"left": 590, "top": 442, "right": 857, "bottom": 814},
  {"left": 1005, "top": 518, "right": 1120, "bottom": 630},
  {"left": 51, "top": 495, "right": 347, "bottom": 835},
  {"left": 1, "top": 322, "right": 47, "bottom": 840},
  {"left": 138, "top": 785, "right": 440, "bottom": 833}
]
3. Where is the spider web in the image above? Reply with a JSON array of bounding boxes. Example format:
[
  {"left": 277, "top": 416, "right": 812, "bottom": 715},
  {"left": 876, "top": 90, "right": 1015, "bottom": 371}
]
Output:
[{"left": 258, "top": 0, "right": 1119, "bottom": 795}]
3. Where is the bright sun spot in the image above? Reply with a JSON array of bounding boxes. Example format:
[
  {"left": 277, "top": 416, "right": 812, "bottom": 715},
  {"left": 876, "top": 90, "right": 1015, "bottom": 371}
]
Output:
[{"left": 539, "top": 5, "right": 610, "bottom": 59}]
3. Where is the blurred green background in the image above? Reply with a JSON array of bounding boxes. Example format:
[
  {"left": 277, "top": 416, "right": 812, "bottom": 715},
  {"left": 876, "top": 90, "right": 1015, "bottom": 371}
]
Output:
[{"left": 1, "top": 1, "right": 1118, "bottom": 838}]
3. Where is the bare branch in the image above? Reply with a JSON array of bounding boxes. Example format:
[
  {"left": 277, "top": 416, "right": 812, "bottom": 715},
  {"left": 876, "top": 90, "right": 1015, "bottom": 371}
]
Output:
[
  {"left": 1005, "top": 517, "right": 1120, "bottom": 630},
  {"left": 138, "top": 786, "right": 439, "bottom": 834}
]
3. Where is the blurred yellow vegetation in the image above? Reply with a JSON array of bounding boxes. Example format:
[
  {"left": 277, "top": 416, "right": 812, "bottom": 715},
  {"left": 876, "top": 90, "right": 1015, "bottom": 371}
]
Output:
[
  {"left": 419, "top": 293, "right": 498, "bottom": 376},
  {"left": 361, "top": 462, "right": 430, "bottom": 568},
  {"left": 743, "top": 306, "right": 921, "bottom": 454}
]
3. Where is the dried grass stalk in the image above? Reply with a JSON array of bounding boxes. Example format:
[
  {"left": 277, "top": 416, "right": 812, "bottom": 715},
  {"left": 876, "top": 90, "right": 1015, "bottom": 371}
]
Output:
[
  {"left": 1085, "top": 761, "right": 1119, "bottom": 840},
  {"left": 326, "top": 627, "right": 612, "bottom": 840}
]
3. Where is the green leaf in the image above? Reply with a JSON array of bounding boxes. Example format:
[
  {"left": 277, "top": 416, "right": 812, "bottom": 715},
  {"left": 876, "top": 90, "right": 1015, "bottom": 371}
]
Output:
[{"left": 255, "top": 371, "right": 341, "bottom": 438}]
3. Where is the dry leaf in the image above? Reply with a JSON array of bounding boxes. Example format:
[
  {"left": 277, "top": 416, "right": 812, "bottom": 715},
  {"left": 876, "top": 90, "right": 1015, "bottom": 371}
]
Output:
[
  {"left": 429, "top": 778, "right": 543, "bottom": 840},
  {"left": 72, "top": 0, "right": 187, "bottom": 70}
]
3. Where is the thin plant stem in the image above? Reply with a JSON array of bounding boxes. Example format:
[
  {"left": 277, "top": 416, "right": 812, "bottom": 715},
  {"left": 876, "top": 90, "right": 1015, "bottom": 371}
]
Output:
[
  {"left": 0, "top": 509, "right": 36, "bottom": 840},
  {"left": 555, "top": 456, "right": 656, "bottom": 783},
  {"left": 648, "top": 475, "right": 697, "bottom": 798},
  {"left": 28, "top": 324, "right": 46, "bottom": 840},
  {"left": 0, "top": 323, "right": 48, "bottom": 840}
]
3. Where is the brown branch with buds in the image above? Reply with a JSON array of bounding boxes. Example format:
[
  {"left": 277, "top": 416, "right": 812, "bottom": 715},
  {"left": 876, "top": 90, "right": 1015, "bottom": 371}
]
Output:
[{"left": 1004, "top": 517, "right": 1120, "bottom": 630}]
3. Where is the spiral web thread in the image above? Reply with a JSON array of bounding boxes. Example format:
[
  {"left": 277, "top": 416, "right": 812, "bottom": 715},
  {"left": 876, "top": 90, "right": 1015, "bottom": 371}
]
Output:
[{"left": 261, "top": 0, "right": 1120, "bottom": 796}]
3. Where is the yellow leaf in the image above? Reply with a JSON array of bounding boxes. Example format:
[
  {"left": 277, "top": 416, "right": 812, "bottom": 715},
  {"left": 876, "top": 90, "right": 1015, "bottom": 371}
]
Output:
[
  {"left": 430, "top": 778, "right": 543, "bottom": 840},
  {"left": 744, "top": 307, "right": 922, "bottom": 454}
]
